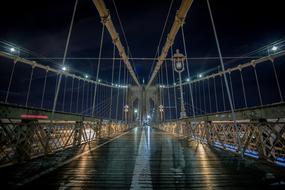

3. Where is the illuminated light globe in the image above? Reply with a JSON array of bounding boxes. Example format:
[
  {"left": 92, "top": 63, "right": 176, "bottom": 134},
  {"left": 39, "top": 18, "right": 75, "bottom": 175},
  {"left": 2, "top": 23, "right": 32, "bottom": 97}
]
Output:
[
  {"left": 124, "top": 105, "right": 129, "bottom": 112},
  {"left": 172, "top": 49, "right": 185, "bottom": 73}
]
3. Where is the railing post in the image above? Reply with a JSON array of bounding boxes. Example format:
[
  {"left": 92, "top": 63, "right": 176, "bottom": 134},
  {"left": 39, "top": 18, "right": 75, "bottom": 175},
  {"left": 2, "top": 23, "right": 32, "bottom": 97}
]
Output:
[
  {"left": 15, "top": 119, "right": 36, "bottom": 162},
  {"left": 74, "top": 121, "right": 83, "bottom": 146}
]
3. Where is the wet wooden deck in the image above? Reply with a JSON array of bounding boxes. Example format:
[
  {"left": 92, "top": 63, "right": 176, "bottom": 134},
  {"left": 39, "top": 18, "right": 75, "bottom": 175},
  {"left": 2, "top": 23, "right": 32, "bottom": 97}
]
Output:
[{"left": 1, "top": 126, "right": 285, "bottom": 189}]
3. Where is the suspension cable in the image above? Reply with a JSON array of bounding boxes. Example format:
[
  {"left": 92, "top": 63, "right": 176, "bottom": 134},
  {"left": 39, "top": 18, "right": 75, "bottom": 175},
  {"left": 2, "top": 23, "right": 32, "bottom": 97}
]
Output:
[
  {"left": 207, "top": 78, "right": 212, "bottom": 113},
  {"left": 149, "top": 0, "right": 174, "bottom": 80},
  {"left": 51, "top": 0, "right": 78, "bottom": 118},
  {"left": 213, "top": 76, "right": 218, "bottom": 112},
  {"left": 92, "top": 25, "right": 105, "bottom": 117},
  {"left": 239, "top": 69, "right": 247, "bottom": 107},
  {"left": 109, "top": 44, "right": 116, "bottom": 119},
  {"left": 41, "top": 69, "right": 48, "bottom": 109},
  {"left": 253, "top": 65, "right": 263, "bottom": 106},
  {"left": 203, "top": 80, "right": 206, "bottom": 113},
  {"left": 228, "top": 72, "right": 235, "bottom": 109},
  {"left": 5, "top": 61, "right": 17, "bottom": 103},
  {"left": 271, "top": 60, "right": 283, "bottom": 102},
  {"left": 25, "top": 66, "right": 35, "bottom": 107},
  {"left": 116, "top": 60, "right": 122, "bottom": 120},
  {"left": 62, "top": 76, "right": 67, "bottom": 111},
  {"left": 181, "top": 26, "right": 196, "bottom": 118},
  {"left": 165, "top": 60, "right": 172, "bottom": 120},
  {"left": 76, "top": 79, "right": 80, "bottom": 113},
  {"left": 70, "top": 76, "right": 75, "bottom": 112},
  {"left": 81, "top": 80, "right": 85, "bottom": 114},
  {"left": 206, "top": 0, "right": 241, "bottom": 152},
  {"left": 220, "top": 74, "right": 226, "bottom": 111},
  {"left": 171, "top": 46, "right": 178, "bottom": 119}
]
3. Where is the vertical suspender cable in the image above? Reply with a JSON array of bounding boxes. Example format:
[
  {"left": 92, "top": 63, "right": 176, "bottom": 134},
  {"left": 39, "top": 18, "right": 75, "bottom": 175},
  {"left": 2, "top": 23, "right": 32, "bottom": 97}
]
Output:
[
  {"left": 122, "top": 64, "right": 126, "bottom": 120},
  {"left": 76, "top": 79, "right": 80, "bottom": 113},
  {"left": 41, "top": 69, "right": 48, "bottom": 109},
  {"left": 26, "top": 66, "right": 34, "bottom": 107},
  {"left": 81, "top": 80, "right": 85, "bottom": 114},
  {"left": 213, "top": 76, "right": 218, "bottom": 112},
  {"left": 207, "top": 78, "right": 212, "bottom": 113},
  {"left": 86, "top": 82, "right": 89, "bottom": 115},
  {"left": 271, "top": 60, "right": 283, "bottom": 102},
  {"left": 253, "top": 65, "right": 263, "bottom": 105},
  {"left": 70, "top": 76, "right": 74, "bottom": 112},
  {"left": 62, "top": 76, "right": 67, "bottom": 111},
  {"left": 206, "top": 0, "right": 241, "bottom": 153},
  {"left": 92, "top": 25, "right": 105, "bottom": 117},
  {"left": 5, "top": 61, "right": 17, "bottom": 103},
  {"left": 171, "top": 46, "right": 178, "bottom": 119},
  {"left": 116, "top": 60, "right": 122, "bottom": 120},
  {"left": 203, "top": 80, "right": 206, "bottom": 113},
  {"left": 161, "top": 64, "right": 165, "bottom": 120},
  {"left": 239, "top": 69, "right": 247, "bottom": 107},
  {"left": 52, "top": 0, "right": 78, "bottom": 118},
  {"left": 181, "top": 26, "right": 196, "bottom": 119},
  {"left": 220, "top": 74, "right": 226, "bottom": 111},
  {"left": 165, "top": 60, "right": 171, "bottom": 120},
  {"left": 198, "top": 81, "right": 201, "bottom": 114},
  {"left": 109, "top": 44, "right": 116, "bottom": 119},
  {"left": 194, "top": 82, "right": 197, "bottom": 115},
  {"left": 228, "top": 72, "right": 235, "bottom": 109}
]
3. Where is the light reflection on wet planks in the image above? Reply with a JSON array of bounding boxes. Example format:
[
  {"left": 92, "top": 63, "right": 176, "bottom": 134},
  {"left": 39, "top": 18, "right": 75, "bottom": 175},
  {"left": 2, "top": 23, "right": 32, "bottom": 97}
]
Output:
[{"left": 11, "top": 127, "right": 285, "bottom": 189}]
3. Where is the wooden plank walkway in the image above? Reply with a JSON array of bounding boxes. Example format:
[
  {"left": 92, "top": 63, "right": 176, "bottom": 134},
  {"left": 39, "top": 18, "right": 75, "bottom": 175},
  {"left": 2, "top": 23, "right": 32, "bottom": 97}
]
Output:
[{"left": 1, "top": 126, "right": 285, "bottom": 189}]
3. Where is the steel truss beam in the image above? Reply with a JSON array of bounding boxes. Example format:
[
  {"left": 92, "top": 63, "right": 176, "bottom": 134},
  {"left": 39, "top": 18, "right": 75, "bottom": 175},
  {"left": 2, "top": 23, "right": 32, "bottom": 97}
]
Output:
[
  {"left": 92, "top": 0, "right": 141, "bottom": 87},
  {"left": 146, "top": 0, "right": 194, "bottom": 88}
]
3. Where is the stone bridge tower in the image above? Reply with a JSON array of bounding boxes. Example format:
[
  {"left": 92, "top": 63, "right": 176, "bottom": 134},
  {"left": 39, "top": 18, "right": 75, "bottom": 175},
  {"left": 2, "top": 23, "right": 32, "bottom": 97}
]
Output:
[{"left": 127, "top": 85, "right": 160, "bottom": 124}]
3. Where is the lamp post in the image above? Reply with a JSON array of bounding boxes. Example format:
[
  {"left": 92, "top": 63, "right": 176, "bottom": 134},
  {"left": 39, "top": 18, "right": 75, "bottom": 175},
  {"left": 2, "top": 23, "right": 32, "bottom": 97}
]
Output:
[
  {"left": 173, "top": 49, "right": 187, "bottom": 119},
  {"left": 159, "top": 104, "right": 164, "bottom": 121},
  {"left": 124, "top": 105, "right": 129, "bottom": 123}
]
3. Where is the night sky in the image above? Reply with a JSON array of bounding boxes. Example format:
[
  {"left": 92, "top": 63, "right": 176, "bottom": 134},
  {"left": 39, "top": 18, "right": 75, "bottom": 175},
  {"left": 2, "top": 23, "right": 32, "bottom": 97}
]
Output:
[{"left": 0, "top": 0, "right": 285, "bottom": 83}]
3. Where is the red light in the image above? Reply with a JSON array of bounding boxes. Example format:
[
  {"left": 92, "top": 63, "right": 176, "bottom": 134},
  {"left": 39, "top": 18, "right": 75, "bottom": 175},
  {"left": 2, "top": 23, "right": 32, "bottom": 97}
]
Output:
[{"left": 20, "top": 114, "right": 48, "bottom": 119}]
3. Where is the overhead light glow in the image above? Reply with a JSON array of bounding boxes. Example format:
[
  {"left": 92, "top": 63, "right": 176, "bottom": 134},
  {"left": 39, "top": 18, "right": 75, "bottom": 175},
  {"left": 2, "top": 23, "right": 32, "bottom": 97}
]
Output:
[
  {"left": 62, "top": 66, "right": 67, "bottom": 71},
  {"left": 147, "top": 115, "right": 151, "bottom": 119},
  {"left": 134, "top": 109, "right": 138, "bottom": 113},
  {"left": 186, "top": 78, "right": 190, "bottom": 82},
  {"left": 272, "top": 46, "right": 278, "bottom": 51},
  {"left": 85, "top": 74, "right": 88, "bottom": 79},
  {"left": 10, "top": 47, "right": 15, "bottom": 52},
  {"left": 198, "top": 74, "right": 203, "bottom": 78}
]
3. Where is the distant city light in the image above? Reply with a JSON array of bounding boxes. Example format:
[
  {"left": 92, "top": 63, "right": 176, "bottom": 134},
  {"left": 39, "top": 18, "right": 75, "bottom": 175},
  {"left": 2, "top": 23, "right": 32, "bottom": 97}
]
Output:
[
  {"left": 85, "top": 74, "right": 88, "bottom": 79},
  {"left": 272, "top": 46, "right": 278, "bottom": 51},
  {"left": 10, "top": 47, "right": 15, "bottom": 52},
  {"left": 62, "top": 66, "right": 67, "bottom": 71},
  {"left": 198, "top": 74, "right": 203, "bottom": 78},
  {"left": 134, "top": 109, "right": 138, "bottom": 113},
  {"left": 186, "top": 78, "right": 190, "bottom": 82},
  {"left": 98, "top": 79, "right": 101, "bottom": 82}
]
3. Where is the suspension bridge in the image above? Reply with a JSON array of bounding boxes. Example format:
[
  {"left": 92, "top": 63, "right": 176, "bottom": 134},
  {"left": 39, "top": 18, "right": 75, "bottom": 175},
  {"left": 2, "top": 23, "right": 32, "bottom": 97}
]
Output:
[{"left": 0, "top": 0, "right": 285, "bottom": 189}]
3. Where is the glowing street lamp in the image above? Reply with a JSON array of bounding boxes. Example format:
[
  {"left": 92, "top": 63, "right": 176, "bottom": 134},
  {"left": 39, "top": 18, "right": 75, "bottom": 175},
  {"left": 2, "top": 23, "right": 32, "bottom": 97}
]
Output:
[
  {"left": 172, "top": 49, "right": 187, "bottom": 119},
  {"left": 10, "top": 47, "right": 15, "bottom": 52},
  {"left": 134, "top": 109, "right": 138, "bottom": 113},
  {"left": 124, "top": 105, "right": 129, "bottom": 122},
  {"left": 272, "top": 46, "right": 278, "bottom": 51},
  {"left": 85, "top": 74, "right": 88, "bottom": 79},
  {"left": 198, "top": 74, "right": 203, "bottom": 78},
  {"left": 61, "top": 66, "right": 67, "bottom": 71},
  {"left": 159, "top": 104, "right": 164, "bottom": 121}
]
